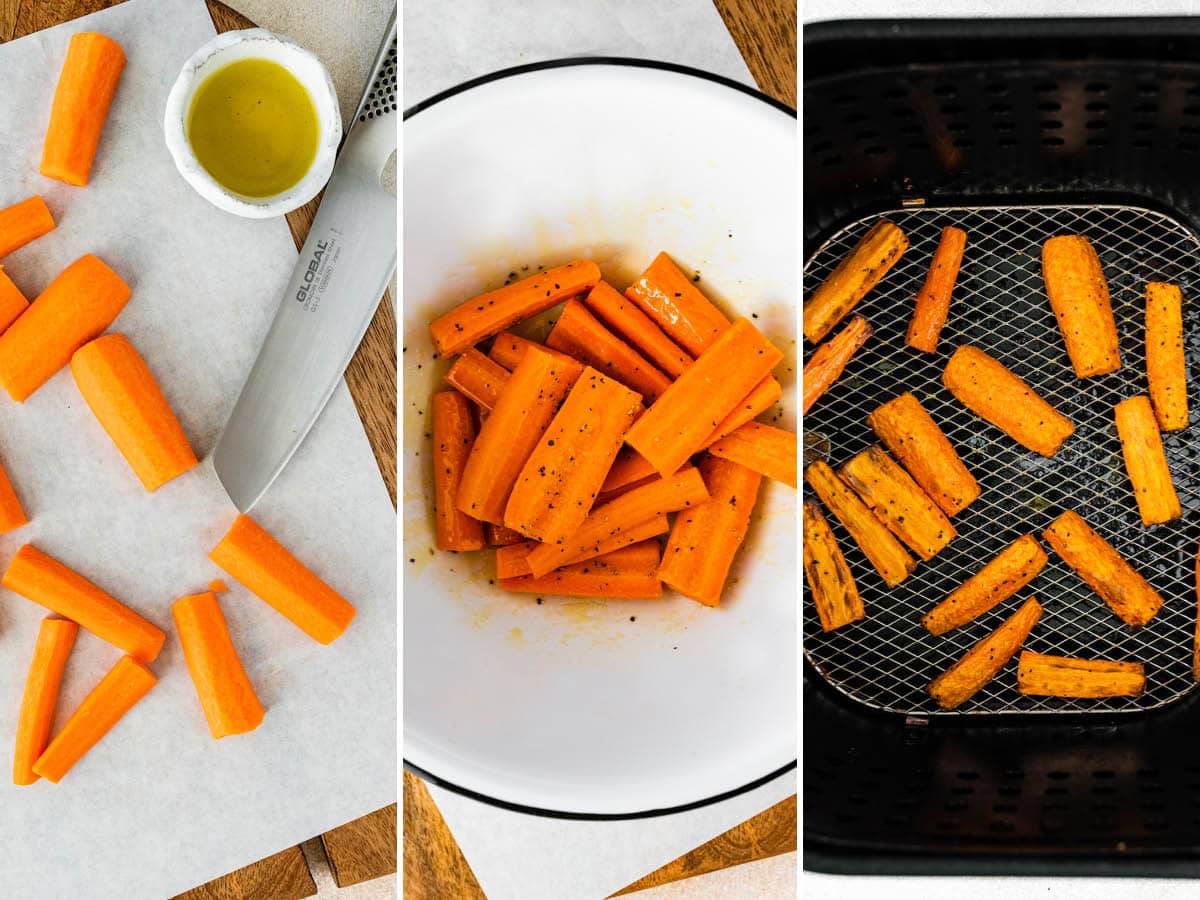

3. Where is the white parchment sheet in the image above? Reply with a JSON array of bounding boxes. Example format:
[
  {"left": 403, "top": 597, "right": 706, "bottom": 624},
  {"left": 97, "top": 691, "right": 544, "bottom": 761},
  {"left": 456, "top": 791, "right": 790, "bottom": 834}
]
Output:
[{"left": 0, "top": 1, "right": 396, "bottom": 897}]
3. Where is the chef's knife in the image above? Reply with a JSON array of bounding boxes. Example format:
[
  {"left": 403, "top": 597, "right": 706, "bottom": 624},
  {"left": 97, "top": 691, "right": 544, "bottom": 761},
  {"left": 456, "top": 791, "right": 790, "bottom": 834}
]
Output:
[{"left": 213, "top": 11, "right": 397, "bottom": 511}]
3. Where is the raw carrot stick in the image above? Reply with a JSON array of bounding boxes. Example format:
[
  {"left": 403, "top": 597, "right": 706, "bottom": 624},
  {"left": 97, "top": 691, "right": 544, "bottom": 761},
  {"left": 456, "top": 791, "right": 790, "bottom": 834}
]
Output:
[
  {"left": 209, "top": 579, "right": 229, "bottom": 593},
  {"left": 32, "top": 655, "right": 155, "bottom": 784},
  {"left": 625, "top": 319, "right": 783, "bottom": 477},
  {"left": 802, "top": 315, "right": 871, "bottom": 415},
  {"left": 0, "top": 267, "right": 31, "bottom": 334},
  {"left": 583, "top": 280, "right": 691, "bottom": 377},
  {"left": 486, "top": 523, "right": 526, "bottom": 547},
  {"left": 867, "top": 391, "right": 980, "bottom": 517},
  {"left": 624, "top": 252, "right": 732, "bottom": 357},
  {"left": 13, "top": 618, "right": 77, "bottom": 785},
  {"left": 921, "top": 534, "right": 1047, "bottom": 635},
  {"left": 172, "top": 590, "right": 265, "bottom": 739},
  {"left": 708, "top": 421, "right": 797, "bottom": 488},
  {"left": 487, "top": 331, "right": 579, "bottom": 371},
  {"left": 928, "top": 596, "right": 1043, "bottom": 710},
  {"left": 70, "top": 334, "right": 198, "bottom": 491},
  {"left": 505, "top": 368, "right": 643, "bottom": 543},
  {"left": 601, "top": 447, "right": 659, "bottom": 495},
  {"left": 1042, "top": 510, "right": 1164, "bottom": 627},
  {"left": 1016, "top": 651, "right": 1145, "bottom": 698},
  {"left": 2, "top": 545, "right": 165, "bottom": 661},
  {"left": 1145, "top": 282, "right": 1188, "bottom": 431},
  {"left": 595, "top": 475, "right": 658, "bottom": 506},
  {"left": 430, "top": 260, "right": 601, "bottom": 357},
  {"left": 210, "top": 515, "right": 356, "bottom": 644},
  {"left": 805, "top": 460, "right": 915, "bottom": 588},
  {"left": 804, "top": 220, "right": 909, "bottom": 343},
  {"left": 1041, "top": 235, "right": 1121, "bottom": 378},
  {"left": 0, "top": 196, "right": 55, "bottom": 258},
  {"left": 942, "top": 344, "right": 1075, "bottom": 457},
  {"left": 0, "top": 455, "right": 28, "bottom": 535},
  {"left": 444, "top": 348, "right": 510, "bottom": 412},
  {"left": 1115, "top": 394, "right": 1181, "bottom": 526},
  {"left": 546, "top": 299, "right": 672, "bottom": 402},
  {"left": 906, "top": 225, "right": 968, "bottom": 353},
  {"left": 803, "top": 500, "right": 864, "bottom": 631},
  {"left": 0, "top": 254, "right": 131, "bottom": 402},
  {"left": 500, "top": 541, "right": 663, "bottom": 599},
  {"left": 704, "top": 375, "right": 783, "bottom": 445},
  {"left": 431, "top": 391, "right": 485, "bottom": 551},
  {"left": 498, "top": 515, "right": 669, "bottom": 579},
  {"left": 41, "top": 33, "right": 126, "bottom": 187}
]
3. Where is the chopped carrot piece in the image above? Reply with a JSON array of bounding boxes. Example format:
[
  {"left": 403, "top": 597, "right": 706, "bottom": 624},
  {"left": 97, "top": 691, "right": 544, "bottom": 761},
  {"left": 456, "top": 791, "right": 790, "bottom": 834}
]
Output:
[
  {"left": 840, "top": 445, "right": 954, "bottom": 561},
  {"left": 431, "top": 391, "right": 485, "bottom": 551},
  {"left": 922, "top": 534, "right": 1047, "bottom": 635},
  {"left": 601, "top": 447, "right": 658, "bottom": 496},
  {"left": 803, "top": 501, "right": 864, "bottom": 631},
  {"left": 0, "top": 267, "right": 31, "bottom": 334},
  {"left": 704, "top": 375, "right": 783, "bottom": 446},
  {"left": 41, "top": 33, "right": 126, "bottom": 186},
  {"left": 486, "top": 523, "right": 525, "bottom": 547},
  {"left": 0, "top": 196, "right": 55, "bottom": 259},
  {"left": 500, "top": 540, "right": 663, "bottom": 599},
  {"left": 208, "top": 579, "right": 229, "bottom": 593},
  {"left": 928, "top": 596, "right": 1042, "bottom": 710},
  {"left": 0, "top": 452, "right": 28, "bottom": 535},
  {"left": 13, "top": 618, "right": 77, "bottom": 785},
  {"left": 444, "top": 348, "right": 510, "bottom": 412},
  {"left": 1115, "top": 394, "right": 1181, "bottom": 526},
  {"left": 906, "top": 226, "right": 967, "bottom": 353},
  {"left": 708, "top": 421, "right": 797, "bottom": 488},
  {"left": 1016, "top": 651, "right": 1145, "bottom": 698},
  {"left": 1042, "top": 235, "right": 1121, "bottom": 378},
  {"left": 804, "top": 220, "right": 908, "bottom": 343},
  {"left": 487, "top": 331, "right": 579, "bottom": 371},
  {"left": 803, "top": 315, "right": 871, "bottom": 415},
  {"left": 583, "top": 280, "right": 691, "bottom": 377},
  {"left": 624, "top": 252, "right": 731, "bottom": 357},
  {"left": 546, "top": 298, "right": 672, "bottom": 402},
  {"left": 497, "top": 515, "right": 669, "bottom": 579},
  {"left": 1146, "top": 281, "right": 1188, "bottom": 431}
]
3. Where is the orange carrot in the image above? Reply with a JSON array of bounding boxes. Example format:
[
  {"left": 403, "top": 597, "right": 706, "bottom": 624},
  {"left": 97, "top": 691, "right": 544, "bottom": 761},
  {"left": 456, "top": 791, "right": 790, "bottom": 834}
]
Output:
[
  {"left": 41, "top": 33, "right": 126, "bottom": 186},
  {"left": 210, "top": 515, "right": 356, "bottom": 644},
  {"left": 906, "top": 226, "right": 968, "bottom": 353},
  {"left": 498, "top": 515, "right": 669, "bottom": 579},
  {"left": 444, "top": 348, "right": 510, "bottom": 412},
  {"left": 486, "top": 523, "right": 526, "bottom": 547},
  {"left": 1146, "top": 282, "right": 1188, "bottom": 431},
  {"left": 70, "top": 334, "right": 198, "bottom": 491},
  {"left": 2, "top": 545, "right": 165, "bottom": 661},
  {"left": 624, "top": 252, "right": 732, "bottom": 357},
  {"left": 1041, "top": 235, "right": 1121, "bottom": 378},
  {"left": 1115, "top": 394, "right": 1181, "bottom": 526},
  {"left": 0, "top": 267, "right": 31, "bottom": 334},
  {"left": 209, "top": 579, "right": 229, "bottom": 593},
  {"left": 546, "top": 299, "right": 672, "bottom": 402},
  {"left": 32, "top": 655, "right": 154, "bottom": 784},
  {"left": 0, "top": 254, "right": 131, "bottom": 402},
  {"left": 708, "top": 422, "right": 797, "bottom": 488},
  {"left": 500, "top": 540, "right": 663, "bottom": 599},
  {"left": 928, "top": 596, "right": 1042, "bottom": 710},
  {"left": 430, "top": 260, "right": 601, "bottom": 357},
  {"left": 601, "top": 447, "right": 659, "bottom": 495},
  {"left": 1016, "top": 651, "right": 1145, "bottom": 698},
  {"left": 13, "top": 617, "right": 77, "bottom": 785},
  {"left": 583, "top": 280, "right": 691, "bottom": 377},
  {"left": 0, "top": 196, "right": 55, "bottom": 258},
  {"left": 704, "top": 375, "right": 783, "bottom": 446},
  {"left": 431, "top": 391, "right": 485, "bottom": 551},
  {"left": 0, "top": 458, "right": 28, "bottom": 535},
  {"left": 804, "top": 220, "right": 908, "bottom": 343},
  {"left": 487, "top": 331, "right": 579, "bottom": 371},
  {"left": 803, "top": 315, "right": 871, "bottom": 415},
  {"left": 803, "top": 500, "right": 864, "bottom": 632},
  {"left": 173, "top": 590, "right": 265, "bottom": 739},
  {"left": 921, "top": 534, "right": 1047, "bottom": 635}
]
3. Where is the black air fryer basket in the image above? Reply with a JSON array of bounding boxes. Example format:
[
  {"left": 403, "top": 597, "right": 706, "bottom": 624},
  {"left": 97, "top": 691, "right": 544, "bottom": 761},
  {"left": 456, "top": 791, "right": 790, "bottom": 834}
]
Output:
[{"left": 804, "top": 19, "right": 1200, "bottom": 876}]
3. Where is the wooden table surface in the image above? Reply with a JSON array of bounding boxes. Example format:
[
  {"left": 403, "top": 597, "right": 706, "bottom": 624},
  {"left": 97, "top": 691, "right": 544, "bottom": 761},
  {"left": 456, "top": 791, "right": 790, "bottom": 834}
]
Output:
[{"left": 403, "top": 1, "right": 797, "bottom": 898}]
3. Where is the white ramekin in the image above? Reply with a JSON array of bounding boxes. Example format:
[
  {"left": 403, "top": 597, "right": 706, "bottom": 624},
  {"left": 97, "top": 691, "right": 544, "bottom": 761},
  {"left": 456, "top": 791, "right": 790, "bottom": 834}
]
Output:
[{"left": 163, "top": 29, "right": 341, "bottom": 219}]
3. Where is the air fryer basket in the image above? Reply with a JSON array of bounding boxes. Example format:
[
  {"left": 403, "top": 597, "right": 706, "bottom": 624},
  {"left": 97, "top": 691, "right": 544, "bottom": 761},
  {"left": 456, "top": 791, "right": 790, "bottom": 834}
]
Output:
[{"left": 804, "top": 19, "right": 1200, "bottom": 875}]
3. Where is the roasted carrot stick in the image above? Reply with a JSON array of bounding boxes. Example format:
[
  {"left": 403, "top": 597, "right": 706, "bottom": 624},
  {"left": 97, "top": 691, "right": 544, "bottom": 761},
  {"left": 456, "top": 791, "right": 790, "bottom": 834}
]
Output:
[
  {"left": 942, "top": 344, "right": 1075, "bottom": 457},
  {"left": 906, "top": 226, "right": 967, "bottom": 353},
  {"left": 431, "top": 391, "right": 485, "bottom": 551},
  {"left": 867, "top": 391, "right": 980, "bottom": 517},
  {"left": 0, "top": 267, "right": 31, "bottom": 334},
  {"left": 708, "top": 422, "right": 797, "bottom": 488},
  {"left": 1145, "top": 282, "right": 1188, "bottom": 431},
  {"left": 1016, "top": 651, "right": 1145, "bottom": 698},
  {"left": 500, "top": 541, "right": 663, "bottom": 599},
  {"left": 430, "top": 260, "right": 601, "bottom": 357},
  {"left": 13, "top": 618, "right": 77, "bottom": 785},
  {"left": 546, "top": 299, "right": 672, "bottom": 402},
  {"left": 41, "top": 33, "right": 126, "bottom": 186},
  {"left": 2, "top": 545, "right": 164, "bottom": 660},
  {"left": 444, "top": 348, "right": 510, "bottom": 412},
  {"left": 0, "top": 254, "right": 131, "bottom": 402},
  {"left": 210, "top": 515, "right": 356, "bottom": 644},
  {"left": 583, "top": 280, "right": 691, "bottom": 377},
  {"left": 497, "top": 515, "right": 669, "bottom": 579},
  {"left": 173, "top": 590, "right": 265, "bottom": 739},
  {"left": 0, "top": 196, "right": 55, "bottom": 259},
  {"left": 70, "top": 334, "right": 198, "bottom": 491},
  {"left": 921, "top": 534, "right": 1047, "bottom": 636},
  {"left": 1041, "top": 235, "right": 1121, "bottom": 378},
  {"left": 803, "top": 500, "right": 864, "bottom": 631},
  {"left": 802, "top": 315, "right": 871, "bottom": 415},
  {"left": 804, "top": 220, "right": 908, "bottom": 344},
  {"left": 705, "top": 375, "right": 784, "bottom": 446},
  {"left": 1115, "top": 394, "right": 1181, "bottom": 526},
  {"left": 32, "top": 655, "right": 154, "bottom": 784},
  {"left": 840, "top": 445, "right": 955, "bottom": 561},
  {"left": 1043, "top": 510, "right": 1163, "bottom": 627},
  {"left": 928, "top": 596, "right": 1042, "bottom": 710},
  {"left": 624, "top": 252, "right": 732, "bottom": 357},
  {"left": 486, "top": 522, "right": 526, "bottom": 547},
  {"left": 487, "top": 331, "right": 579, "bottom": 371}
]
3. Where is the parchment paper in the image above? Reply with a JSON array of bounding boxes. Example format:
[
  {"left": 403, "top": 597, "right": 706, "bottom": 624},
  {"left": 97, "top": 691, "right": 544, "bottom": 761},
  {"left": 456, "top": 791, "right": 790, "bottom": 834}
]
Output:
[{"left": 0, "top": 1, "right": 396, "bottom": 897}]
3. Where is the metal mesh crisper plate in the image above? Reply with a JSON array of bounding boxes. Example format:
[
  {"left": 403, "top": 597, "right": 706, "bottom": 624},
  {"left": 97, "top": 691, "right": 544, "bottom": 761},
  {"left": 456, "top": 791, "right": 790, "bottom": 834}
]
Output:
[{"left": 803, "top": 203, "right": 1200, "bottom": 717}]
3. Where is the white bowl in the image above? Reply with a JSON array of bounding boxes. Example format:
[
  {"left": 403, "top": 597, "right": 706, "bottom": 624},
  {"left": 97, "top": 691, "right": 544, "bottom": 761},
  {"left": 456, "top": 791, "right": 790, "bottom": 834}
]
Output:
[{"left": 163, "top": 28, "right": 340, "bottom": 218}]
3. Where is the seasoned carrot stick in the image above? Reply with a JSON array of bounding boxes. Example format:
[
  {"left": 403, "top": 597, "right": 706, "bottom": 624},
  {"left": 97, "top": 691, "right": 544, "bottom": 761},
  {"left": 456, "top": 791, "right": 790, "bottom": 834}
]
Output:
[
  {"left": 1042, "top": 510, "right": 1163, "bottom": 627},
  {"left": 1145, "top": 282, "right": 1188, "bottom": 431},
  {"left": 0, "top": 196, "right": 55, "bottom": 259},
  {"left": 0, "top": 254, "right": 131, "bottom": 402},
  {"left": 173, "top": 590, "right": 265, "bottom": 738},
  {"left": 867, "top": 391, "right": 980, "bottom": 516},
  {"left": 487, "top": 331, "right": 579, "bottom": 371},
  {"left": 431, "top": 391, "right": 485, "bottom": 551},
  {"left": 601, "top": 447, "right": 659, "bottom": 495},
  {"left": 444, "top": 348, "right": 510, "bottom": 412},
  {"left": 500, "top": 541, "right": 663, "bottom": 599},
  {"left": 504, "top": 368, "right": 642, "bottom": 544},
  {"left": 583, "top": 280, "right": 691, "bottom": 377},
  {"left": 659, "top": 456, "right": 762, "bottom": 606},
  {"left": 430, "top": 260, "right": 601, "bottom": 357},
  {"left": 928, "top": 596, "right": 1042, "bottom": 710},
  {"left": 804, "top": 220, "right": 909, "bottom": 343},
  {"left": 497, "top": 515, "right": 669, "bottom": 579},
  {"left": 705, "top": 375, "right": 783, "bottom": 445},
  {"left": 210, "top": 515, "right": 356, "bottom": 644},
  {"left": 32, "top": 655, "right": 154, "bottom": 784},
  {"left": 942, "top": 344, "right": 1075, "bottom": 457},
  {"left": 803, "top": 315, "right": 871, "bottom": 415},
  {"left": 40, "top": 33, "right": 126, "bottom": 186},
  {"left": 840, "top": 445, "right": 954, "bottom": 561},
  {"left": 546, "top": 299, "right": 672, "bottom": 401},
  {"left": 2, "top": 545, "right": 165, "bottom": 660},
  {"left": 486, "top": 523, "right": 526, "bottom": 547},
  {"left": 0, "top": 267, "right": 31, "bottom": 334},
  {"left": 803, "top": 501, "right": 864, "bottom": 631},
  {"left": 1016, "top": 651, "right": 1145, "bottom": 698},
  {"left": 13, "top": 618, "right": 77, "bottom": 785},
  {"left": 922, "top": 534, "right": 1047, "bottom": 635},
  {"left": 906, "top": 226, "right": 967, "bottom": 353},
  {"left": 805, "top": 460, "right": 915, "bottom": 588},
  {"left": 1041, "top": 235, "right": 1121, "bottom": 378},
  {"left": 1115, "top": 395, "right": 1181, "bottom": 526},
  {"left": 709, "top": 421, "right": 797, "bottom": 488},
  {"left": 624, "top": 252, "right": 732, "bottom": 357}
]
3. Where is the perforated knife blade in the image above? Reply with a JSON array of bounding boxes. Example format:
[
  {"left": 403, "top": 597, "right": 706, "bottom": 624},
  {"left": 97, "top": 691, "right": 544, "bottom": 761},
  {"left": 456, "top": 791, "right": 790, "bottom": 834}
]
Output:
[{"left": 213, "top": 12, "right": 397, "bottom": 512}]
